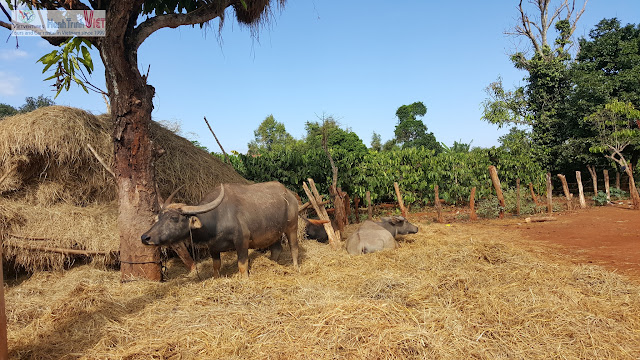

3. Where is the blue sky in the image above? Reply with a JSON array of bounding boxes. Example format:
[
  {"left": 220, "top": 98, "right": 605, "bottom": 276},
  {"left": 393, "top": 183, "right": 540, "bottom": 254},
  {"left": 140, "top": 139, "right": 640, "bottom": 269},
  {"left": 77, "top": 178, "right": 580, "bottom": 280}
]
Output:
[{"left": 1, "top": 1, "right": 639, "bottom": 153}]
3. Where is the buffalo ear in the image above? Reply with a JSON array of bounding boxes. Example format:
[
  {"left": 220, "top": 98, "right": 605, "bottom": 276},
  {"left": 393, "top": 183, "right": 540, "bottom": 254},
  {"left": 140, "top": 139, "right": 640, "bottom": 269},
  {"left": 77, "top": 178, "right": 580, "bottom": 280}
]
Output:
[{"left": 189, "top": 216, "right": 203, "bottom": 229}]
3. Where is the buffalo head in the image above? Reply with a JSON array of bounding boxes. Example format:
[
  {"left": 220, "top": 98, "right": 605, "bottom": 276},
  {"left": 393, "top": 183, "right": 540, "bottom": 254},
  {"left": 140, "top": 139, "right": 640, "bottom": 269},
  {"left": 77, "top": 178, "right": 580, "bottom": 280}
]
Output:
[
  {"left": 141, "top": 185, "right": 225, "bottom": 246},
  {"left": 378, "top": 216, "right": 419, "bottom": 237}
]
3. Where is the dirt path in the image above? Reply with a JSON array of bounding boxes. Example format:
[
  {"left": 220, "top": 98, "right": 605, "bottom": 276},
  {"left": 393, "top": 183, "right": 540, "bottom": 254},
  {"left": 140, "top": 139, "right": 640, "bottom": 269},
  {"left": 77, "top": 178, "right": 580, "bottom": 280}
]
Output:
[{"left": 515, "top": 204, "right": 640, "bottom": 279}]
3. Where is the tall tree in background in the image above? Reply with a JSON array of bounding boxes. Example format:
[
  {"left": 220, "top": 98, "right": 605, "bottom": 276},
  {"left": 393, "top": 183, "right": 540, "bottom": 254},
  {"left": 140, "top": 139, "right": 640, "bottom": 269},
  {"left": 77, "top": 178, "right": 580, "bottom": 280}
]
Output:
[
  {"left": 248, "top": 114, "right": 296, "bottom": 155},
  {"left": 370, "top": 132, "right": 382, "bottom": 152},
  {"left": 1, "top": 0, "right": 286, "bottom": 281},
  {"left": 394, "top": 101, "right": 441, "bottom": 152},
  {"left": 1, "top": 95, "right": 55, "bottom": 119}
]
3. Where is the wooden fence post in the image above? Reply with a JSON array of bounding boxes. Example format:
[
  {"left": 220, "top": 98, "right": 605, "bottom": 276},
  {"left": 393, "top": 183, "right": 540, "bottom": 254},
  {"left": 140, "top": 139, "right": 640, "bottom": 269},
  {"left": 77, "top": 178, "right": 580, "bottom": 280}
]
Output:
[
  {"left": 529, "top": 182, "right": 540, "bottom": 205},
  {"left": 603, "top": 169, "right": 610, "bottom": 201},
  {"left": 587, "top": 165, "right": 598, "bottom": 194},
  {"left": 469, "top": 187, "right": 478, "bottom": 221},
  {"left": 434, "top": 185, "right": 444, "bottom": 223},
  {"left": 393, "top": 182, "right": 408, "bottom": 218},
  {"left": 516, "top": 178, "right": 521, "bottom": 216},
  {"left": 366, "top": 191, "right": 373, "bottom": 220},
  {"left": 488, "top": 166, "right": 506, "bottom": 219},
  {"left": 546, "top": 172, "right": 553, "bottom": 214},
  {"left": 557, "top": 174, "right": 573, "bottom": 210},
  {"left": 576, "top": 171, "right": 587, "bottom": 209}
]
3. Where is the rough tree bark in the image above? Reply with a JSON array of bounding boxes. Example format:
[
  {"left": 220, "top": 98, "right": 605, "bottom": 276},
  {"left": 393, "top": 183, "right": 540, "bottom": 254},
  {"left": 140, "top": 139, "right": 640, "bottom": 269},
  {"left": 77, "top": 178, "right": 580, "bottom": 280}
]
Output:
[{"left": 576, "top": 171, "right": 586, "bottom": 208}]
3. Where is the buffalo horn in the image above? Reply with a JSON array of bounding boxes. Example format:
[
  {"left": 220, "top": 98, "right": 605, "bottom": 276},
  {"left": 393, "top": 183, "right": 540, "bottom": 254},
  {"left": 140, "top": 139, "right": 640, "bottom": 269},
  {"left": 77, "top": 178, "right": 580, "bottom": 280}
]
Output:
[
  {"left": 180, "top": 184, "right": 225, "bottom": 214},
  {"left": 163, "top": 185, "right": 185, "bottom": 208}
]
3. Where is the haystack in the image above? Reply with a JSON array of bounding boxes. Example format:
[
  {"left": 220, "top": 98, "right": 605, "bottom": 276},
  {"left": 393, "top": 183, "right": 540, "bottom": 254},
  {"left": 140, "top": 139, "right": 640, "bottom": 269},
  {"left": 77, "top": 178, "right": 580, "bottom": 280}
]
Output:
[{"left": 0, "top": 106, "right": 249, "bottom": 271}]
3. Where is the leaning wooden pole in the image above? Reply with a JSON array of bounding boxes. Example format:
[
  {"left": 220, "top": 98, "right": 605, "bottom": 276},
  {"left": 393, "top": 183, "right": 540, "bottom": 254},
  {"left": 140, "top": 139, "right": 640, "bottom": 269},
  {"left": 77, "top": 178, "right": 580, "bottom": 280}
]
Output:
[
  {"left": 469, "top": 187, "right": 478, "bottom": 221},
  {"left": 528, "top": 182, "right": 539, "bottom": 205},
  {"left": 546, "top": 172, "right": 553, "bottom": 214},
  {"left": 557, "top": 174, "right": 573, "bottom": 210},
  {"left": 587, "top": 165, "right": 598, "bottom": 194},
  {"left": 303, "top": 180, "right": 339, "bottom": 249},
  {"left": 434, "top": 185, "right": 444, "bottom": 223},
  {"left": 203, "top": 116, "right": 230, "bottom": 165},
  {"left": 393, "top": 182, "right": 408, "bottom": 218},
  {"left": 576, "top": 171, "right": 587, "bottom": 209},
  {"left": 603, "top": 169, "right": 610, "bottom": 201},
  {"left": 488, "top": 166, "right": 506, "bottom": 219}
]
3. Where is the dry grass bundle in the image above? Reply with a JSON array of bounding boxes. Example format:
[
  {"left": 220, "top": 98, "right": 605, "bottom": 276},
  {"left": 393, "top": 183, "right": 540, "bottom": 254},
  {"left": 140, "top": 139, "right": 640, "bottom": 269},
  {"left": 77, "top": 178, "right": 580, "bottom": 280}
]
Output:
[
  {"left": 0, "top": 106, "right": 248, "bottom": 271},
  {"left": 5, "top": 220, "right": 640, "bottom": 359}
]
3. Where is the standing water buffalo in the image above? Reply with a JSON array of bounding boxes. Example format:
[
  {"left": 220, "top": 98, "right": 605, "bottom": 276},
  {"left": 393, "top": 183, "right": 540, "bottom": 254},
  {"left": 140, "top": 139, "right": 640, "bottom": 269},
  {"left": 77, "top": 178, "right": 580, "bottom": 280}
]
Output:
[
  {"left": 141, "top": 181, "right": 299, "bottom": 278},
  {"left": 345, "top": 216, "right": 418, "bottom": 255}
]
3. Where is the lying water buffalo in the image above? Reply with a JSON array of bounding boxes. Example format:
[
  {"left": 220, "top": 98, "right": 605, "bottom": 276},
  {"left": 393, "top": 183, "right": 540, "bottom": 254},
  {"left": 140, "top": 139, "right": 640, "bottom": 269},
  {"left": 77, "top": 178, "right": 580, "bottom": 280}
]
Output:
[
  {"left": 345, "top": 216, "right": 418, "bottom": 255},
  {"left": 303, "top": 218, "right": 337, "bottom": 243},
  {"left": 141, "top": 181, "right": 299, "bottom": 278}
]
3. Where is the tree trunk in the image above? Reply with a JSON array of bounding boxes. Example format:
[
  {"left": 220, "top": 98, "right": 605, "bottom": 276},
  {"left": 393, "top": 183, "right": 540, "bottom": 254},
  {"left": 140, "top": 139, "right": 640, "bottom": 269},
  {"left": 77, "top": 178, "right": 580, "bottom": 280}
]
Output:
[
  {"left": 528, "top": 182, "right": 539, "bottom": 205},
  {"left": 366, "top": 191, "right": 372, "bottom": 220},
  {"left": 434, "top": 185, "right": 444, "bottom": 223},
  {"left": 603, "top": 169, "right": 610, "bottom": 201},
  {"left": 353, "top": 196, "right": 360, "bottom": 224},
  {"left": 616, "top": 170, "right": 621, "bottom": 190},
  {"left": 576, "top": 171, "right": 586, "bottom": 209},
  {"left": 102, "top": 5, "right": 161, "bottom": 281},
  {"left": 625, "top": 163, "right": 640, "bottom": 209},
  {"left": 557, "top": 174, "right": 573, "bottom": 210}
]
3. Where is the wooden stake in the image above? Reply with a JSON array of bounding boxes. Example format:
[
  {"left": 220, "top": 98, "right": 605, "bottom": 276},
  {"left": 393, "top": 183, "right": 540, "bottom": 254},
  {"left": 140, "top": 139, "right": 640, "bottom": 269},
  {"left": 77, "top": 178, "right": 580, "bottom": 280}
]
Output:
[
  {"left": 576, "top": 171, "right": 586, "bottom": 209},
  {"left": 303, "top": 180, "right": 339, "bottom": 248},
  {"left": 546, "top": 172, "right": 553, "bottom": 214},
  {"left": 557, "top": 174, "right": 573, "bottom": 210},
  {"left": 525, "top": 216, "right": 556, "bottom": 223},
  {"left": 528, "top": 182, "right": 539, "bottom": 205},
  {"left": 393, "top": 182, "right": 408, "bottom": 218},
  {"left": 434, "top": 185, "right": 444, "bottom": 223},
  {"left": 587, "top": 165, "right": 598, "bottom": 194},
  {"left": 87, "top": 144, "right": 115, "bottom": 177},
  {"left": 366, "top": 191, "right": 372, "bottom": 220},
  {"left": 469, "top": 187, "right": 478, "bottom": 221},
  {"left": 488, "top": 166, "right": 506, "bottom": 219},
  {"left": 604, "top": 169, "right": 610, "bottom": 201},
  {"left": 353, "top": 196, "right": 361, "bottom": 223}
]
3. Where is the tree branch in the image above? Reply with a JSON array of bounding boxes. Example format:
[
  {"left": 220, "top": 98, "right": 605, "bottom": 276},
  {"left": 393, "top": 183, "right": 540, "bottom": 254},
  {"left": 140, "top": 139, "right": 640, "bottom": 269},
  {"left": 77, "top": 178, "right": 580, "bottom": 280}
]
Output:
[
  {"left": 132, "top": 0, "right": 233, "bottom": 50},
  {"left": 0, "top": 20, "right": 10, "bottom": 31}
]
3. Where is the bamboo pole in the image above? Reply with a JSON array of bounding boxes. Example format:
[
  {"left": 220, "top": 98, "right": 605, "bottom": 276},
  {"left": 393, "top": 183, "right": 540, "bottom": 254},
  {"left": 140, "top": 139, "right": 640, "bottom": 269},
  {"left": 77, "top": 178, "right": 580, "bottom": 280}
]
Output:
[
  {"left": 434, "top": 185, "right": 444, "bottom": 223},
  {"left": 393, "top": 182, "right": 408, "bottom": 218},
  {"left": 557, "top": 174, "right": 573, "bottom": 210},
  {"left": 488, "top": 166, "right": 506, "bottom": 219},
  {"left": 516, "top": 178, "right": 521, "bottom": 216},
  {"left": 366, "top": 191, "right": 373, "bottom": 220},
  {"left": 576, "top": 171, "right": 586, "bottom": 209},
  {"left": 604, "top": 169, "right": 610, "bottom": 201},
  {"left": 469, "top": 187, "right": 478, "bottom": 221},
  {"left": 546, "top": 172, "right": 553, "bottom": 214}
]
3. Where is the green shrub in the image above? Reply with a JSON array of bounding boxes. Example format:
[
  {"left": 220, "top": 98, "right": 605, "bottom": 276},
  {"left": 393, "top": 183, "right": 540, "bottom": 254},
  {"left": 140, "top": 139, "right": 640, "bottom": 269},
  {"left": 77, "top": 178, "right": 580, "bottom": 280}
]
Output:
[{"left": 592, "top": 191, "right": 609, "bottom": 206}]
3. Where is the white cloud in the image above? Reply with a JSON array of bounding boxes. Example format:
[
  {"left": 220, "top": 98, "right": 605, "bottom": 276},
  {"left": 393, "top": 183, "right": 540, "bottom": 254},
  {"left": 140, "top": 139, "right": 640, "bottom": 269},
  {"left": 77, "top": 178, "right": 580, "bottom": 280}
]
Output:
[
  {"left": 0, "top": 49, "right": 28, "bottom": 61},
  {"left": 0, "top": 71, "right": 22, "bottom": 96}
]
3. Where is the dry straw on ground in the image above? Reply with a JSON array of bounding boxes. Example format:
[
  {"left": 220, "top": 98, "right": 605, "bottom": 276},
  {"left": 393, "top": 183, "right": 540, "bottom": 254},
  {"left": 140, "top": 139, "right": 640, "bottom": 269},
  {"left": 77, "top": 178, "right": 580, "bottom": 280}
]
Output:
[
  {"left": 5, "top": 220, "right": 640, "bottom": 359},
  {"left": 0, "top": 106, "right": 248, "bottom": 271}
]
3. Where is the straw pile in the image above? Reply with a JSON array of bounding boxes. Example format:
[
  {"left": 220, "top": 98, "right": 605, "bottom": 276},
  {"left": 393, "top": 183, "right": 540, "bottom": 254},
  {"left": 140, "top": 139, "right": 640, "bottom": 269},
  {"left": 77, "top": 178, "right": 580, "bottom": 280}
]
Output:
[
  {"left": 0, "top": 106, "right": 248, "bottom": 271},
  {"left": 5, "top": 219, "right": 640, "bottom": 359}
]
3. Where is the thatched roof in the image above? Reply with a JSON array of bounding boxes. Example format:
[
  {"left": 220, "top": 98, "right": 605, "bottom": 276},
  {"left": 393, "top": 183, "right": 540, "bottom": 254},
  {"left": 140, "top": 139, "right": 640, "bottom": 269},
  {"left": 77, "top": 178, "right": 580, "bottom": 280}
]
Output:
[{"left": 0, "top": 106, "right": 249, "bottom": 271}]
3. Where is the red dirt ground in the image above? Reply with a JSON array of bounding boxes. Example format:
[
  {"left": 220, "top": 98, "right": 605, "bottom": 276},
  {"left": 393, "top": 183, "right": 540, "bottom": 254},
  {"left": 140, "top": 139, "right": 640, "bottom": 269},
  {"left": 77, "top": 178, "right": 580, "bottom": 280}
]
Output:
[{"left": 516, "top": 203, "right": 640, "bottom": 280}]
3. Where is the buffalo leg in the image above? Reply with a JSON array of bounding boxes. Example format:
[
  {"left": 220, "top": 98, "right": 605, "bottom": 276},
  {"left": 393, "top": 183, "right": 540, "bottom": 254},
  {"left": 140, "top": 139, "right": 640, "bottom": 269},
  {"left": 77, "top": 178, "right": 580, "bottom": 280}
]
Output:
[
  {"left": 209, "top": 247, "right": 221, "bottom": 278},
  {"left": 286, "top": 227, "right": 299, "bottom": 268},
  {"left": 269, "top": 240, "right": 282, "bottom": 262}
]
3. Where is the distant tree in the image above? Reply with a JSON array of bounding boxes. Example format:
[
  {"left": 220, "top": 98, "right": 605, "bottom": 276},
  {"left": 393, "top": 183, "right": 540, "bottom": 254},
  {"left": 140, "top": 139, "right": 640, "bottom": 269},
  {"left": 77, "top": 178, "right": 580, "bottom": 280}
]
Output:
[
  {"left": 248, "top": 115, "right": 295, "bottom": 155},
  {"left": 587, "top": 100, "right": 640, "bottom": 207},
  {"left": 370, "top": 132, "right": 382, "bottom": 151},
  {"left": 304, "top": 116, "right": 367, "bottom": 157},
  {"left": 0, "top": 104, "right": 17, "bottom": 120},
  {"left": 394, "top": 101, "right": 441, "bottom": 152},
  {"left": 18, "top": 95, "right": 55, "bottom": 113},
  {"left": 443, "top": 140, "right": 473, "bottom": 153},
  {"left": 382, "top": 139, "right": 399, "bottom": 152}
]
